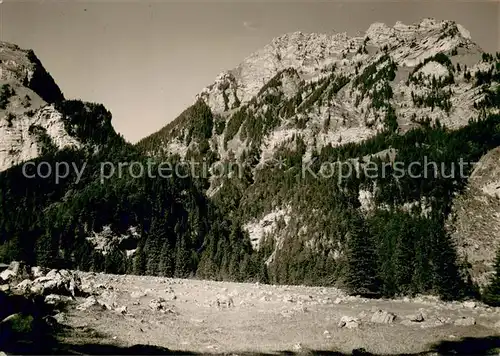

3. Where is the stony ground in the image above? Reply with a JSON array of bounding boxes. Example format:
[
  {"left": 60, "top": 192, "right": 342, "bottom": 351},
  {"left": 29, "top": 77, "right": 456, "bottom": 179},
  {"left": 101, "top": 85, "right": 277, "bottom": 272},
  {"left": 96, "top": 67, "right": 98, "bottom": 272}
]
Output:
[{"left": 52, "top": 272, "right": 500, "bottom": 355}]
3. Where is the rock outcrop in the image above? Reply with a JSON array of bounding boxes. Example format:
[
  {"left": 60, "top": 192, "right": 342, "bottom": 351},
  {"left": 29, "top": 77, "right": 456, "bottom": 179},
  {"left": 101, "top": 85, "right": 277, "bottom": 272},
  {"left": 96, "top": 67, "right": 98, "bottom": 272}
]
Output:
[
  {"left": 0, "top": 261, "right": 85, "bottom": 299},
  {"left": 449, "top": 147, "right": 500, "bottom": 286}
]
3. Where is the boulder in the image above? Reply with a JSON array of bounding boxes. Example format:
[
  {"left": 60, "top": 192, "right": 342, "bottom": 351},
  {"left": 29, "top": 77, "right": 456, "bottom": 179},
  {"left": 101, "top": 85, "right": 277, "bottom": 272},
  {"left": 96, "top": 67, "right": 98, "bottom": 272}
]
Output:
[
  {"left": 115, "top": 306, "right": 127, "bottom": 315},
  {"left": 149, "top": 297, "right": 167, "bottom": 311},
  {"left": 45, "top": 269, "right": 58, "bottom": 279},
  {"left": 371, "top": 310, "right": 396, "bottom": 324},
  {"left": 131, "top": 290, "right": 147, "bottom": 299},
  {"left": 462, "top": 301, "right": 476, "bottom": 309},
  {"left": 77, "top": 296, "right": 105, "bottom": 311},
  {"left": 31, "top": 269, "right": 83, "bottom": 297},
  {"left": 30, "top": 266, "right": 47, "bottom": 279},
  {"left": 407, "top": 311, "right": 425, "bottom": 323},
  {"left": 3, "top": 262, "right": 31, "bottom": 283},
  {"left": 14, "top": 279, "right": 32, "bottom": 294},
  {"left": 454, "top": 316, "right": 476, "bottom": 326},
  {"left": 44, "top": 294, "right": 72, "bottom": 307},
  {"left": 0, "top": 269, "right": 15, "bottom": 283},
  {"left": 53, "top": 312, "right": 67, "bottom": 324},
  {"left": 215, "top": 295, "right": 234, "bottom": 309},
  {"left": 338, "top": 316, "right": 359, "bottom": 329}
]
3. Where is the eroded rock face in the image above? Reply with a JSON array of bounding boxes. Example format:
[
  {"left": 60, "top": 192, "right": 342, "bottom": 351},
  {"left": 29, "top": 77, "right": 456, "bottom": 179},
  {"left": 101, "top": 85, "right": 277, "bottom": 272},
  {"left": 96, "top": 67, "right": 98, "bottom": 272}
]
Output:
[
  {"left": 0, "top": 41, "right": 82, "bottom": 173},
  {"left": 139, "top": 18, "right": 491, "bottom": 270},
  {"left": 449, "top": 147, "right": 500, "bottom": 286}
]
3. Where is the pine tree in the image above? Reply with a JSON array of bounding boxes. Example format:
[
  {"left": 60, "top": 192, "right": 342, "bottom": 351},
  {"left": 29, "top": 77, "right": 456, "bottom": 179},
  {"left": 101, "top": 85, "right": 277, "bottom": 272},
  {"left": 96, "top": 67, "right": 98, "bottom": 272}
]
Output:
[
  {"left": 133, "top": 242, "right": 146, "bottom": 275},
  {"left": 104, "top": 247, "right": 125, "bottom": 274},
  {"left": 344, "top": 212, "right": 380, "bottom": 297},
  {"left": 432, "top": 230, "right": 462, "bottom": 301},
  {"left": 158, "top": 240, "right": 173, "bottom": 277},
  {"left": 483, "top": 248, "right": 500, "bottom": 306},
  {"left": 394, "top": 230, "right": 415, "bottom": 294},
  {"left": 35, "top": 232, "right": 58, "bottom": 268}
]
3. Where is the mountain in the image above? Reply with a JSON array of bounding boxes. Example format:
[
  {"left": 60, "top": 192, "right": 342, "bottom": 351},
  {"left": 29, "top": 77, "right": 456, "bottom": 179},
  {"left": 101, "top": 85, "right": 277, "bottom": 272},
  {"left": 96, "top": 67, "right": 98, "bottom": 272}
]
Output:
[
  {"left": 138, "top": 18, "right": 500, "bottom": 295},
  {"left": 138, "top": 18, "right": 487, "bottom": 160},
  {"left": 0, "top": 41, "right": 70, "bottom": 172},
  {"left": 0, "top": 42, "right": 260, "bottom": 283},
  {"left": 1, "top": 18, "right": 500, "bottom": 300}
]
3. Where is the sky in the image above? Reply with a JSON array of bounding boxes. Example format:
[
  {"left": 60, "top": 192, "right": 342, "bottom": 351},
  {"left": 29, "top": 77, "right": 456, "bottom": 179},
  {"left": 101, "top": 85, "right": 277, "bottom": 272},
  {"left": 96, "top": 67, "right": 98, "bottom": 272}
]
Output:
[{"left": 0, "top": 0, "right": 498, "bottom": 143}]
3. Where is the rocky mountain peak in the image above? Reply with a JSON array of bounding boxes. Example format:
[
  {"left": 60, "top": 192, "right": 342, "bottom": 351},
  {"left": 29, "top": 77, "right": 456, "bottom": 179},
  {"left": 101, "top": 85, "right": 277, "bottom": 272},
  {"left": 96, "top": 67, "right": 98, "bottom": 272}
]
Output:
[
  {"left": 195, "top": 19, "right": 477, "bottom": 116},
  {"left": 0, "top": 42, "right": 116, "bottom": 172}
]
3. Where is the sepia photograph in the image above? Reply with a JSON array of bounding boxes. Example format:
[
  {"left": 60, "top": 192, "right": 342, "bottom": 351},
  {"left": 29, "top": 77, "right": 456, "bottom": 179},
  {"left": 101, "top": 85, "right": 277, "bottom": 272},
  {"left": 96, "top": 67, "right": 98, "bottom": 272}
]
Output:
[{"left": 0, "top": 0, "right": 499, "bottom": 354}]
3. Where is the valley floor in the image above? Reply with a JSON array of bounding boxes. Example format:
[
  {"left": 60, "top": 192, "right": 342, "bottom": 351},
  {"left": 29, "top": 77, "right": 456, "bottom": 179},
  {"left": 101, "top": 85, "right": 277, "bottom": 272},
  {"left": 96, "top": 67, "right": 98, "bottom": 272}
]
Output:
[{"left": 59, "top": 273, "right": 500, "bottom": 355}]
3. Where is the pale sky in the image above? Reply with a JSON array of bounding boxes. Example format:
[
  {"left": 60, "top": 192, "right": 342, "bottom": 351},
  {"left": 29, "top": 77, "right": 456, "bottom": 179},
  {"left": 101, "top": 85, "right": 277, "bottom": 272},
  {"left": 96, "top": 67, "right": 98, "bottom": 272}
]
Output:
[{"left": 1, "top": 0, "right": 498, "bottom": 143}]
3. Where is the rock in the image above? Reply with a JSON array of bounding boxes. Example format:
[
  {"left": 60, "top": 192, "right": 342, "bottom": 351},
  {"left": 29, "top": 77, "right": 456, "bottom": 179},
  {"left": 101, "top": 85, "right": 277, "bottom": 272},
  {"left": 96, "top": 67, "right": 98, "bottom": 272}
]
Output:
[
  {"left": 371, "top": 310, "right": 396, "bottom": 324},
  {"left": 30, "top": 266, "right": 47, "bottom": 279},
  {"left": 29, "top": 283, "right": 44, "bottom": 296},
  {"left": 44, "top": 294, "right": 61, "bottom": 305},
  {"left": 7, "top": 262, "right": 31, "bottom": 282},
  {"left": 77, "top": 296, "right": 104, "bottom": 311},
  {"left": 8, "top": 262, "right": 20, "bottom": 275},
  {"left": 0, "top": 284, "right": 10, "bottom": 292},
  {"left": 283, "top": 294, "right": 295, "bottom": 303},
  {"left": 30, "top": 269, "right": 83, "bottom": 297},
  {"left": 293, "top": 343, "right": 303, "bottom": 351},
  {"left": 215, "top": 295, "right": 234, "bottom": 309},
  {"left": 115, "top": 306, "right": 127, "bottom": 315},
  {"left": 0, "top": 269, "right": 15, "bottom": 283},
  {"left": 149, "top": 297, "right": 167, "bottom": 311},
  {"left": 45, "top": 269, "right": 58, "bottom": 279},
  {"left": 338, "top": 316, "right": 359, "bottom": 329},
  {"left": 53, "top": 312, "right": 67, "bottom": 324},
  {"left": 15, "top": 279, "right": 32, "bottom": 293},
  {"left": 407, "top": 311, "right": 425, "bottom": 322},
  {"left": 462, "top": 301, "right": 476, "bottom": 309},
  {"left": 44, "top": 294, "right": 72, "bottom": 306},
  {"left": 454, "top": 316, "right": 476, "bottom": 326},
  {"left": 333, "top": 297, "right": 343, "bottom": 304},
  {"left": 131, "top": 290, "right": 147, "bottom": 299}
]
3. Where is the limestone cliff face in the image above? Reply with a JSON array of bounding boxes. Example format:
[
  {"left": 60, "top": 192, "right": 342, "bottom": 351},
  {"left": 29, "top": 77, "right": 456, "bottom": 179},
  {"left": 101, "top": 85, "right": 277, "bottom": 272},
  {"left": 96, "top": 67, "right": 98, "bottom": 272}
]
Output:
[
  {"left": 0, "top": 41, "right": 79, "bottom": 172},
  {"left": 449, "top": 147, "right": 500, "bottom": 286},
  {"left": 138, "top": 18, "right": 499, "bottom": 260},
  {"left": 196, "top": 18, "right": 479, "bottom": 117},
  {"left": 142, "top": 18, "right": 489, "bottom": 171}
]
